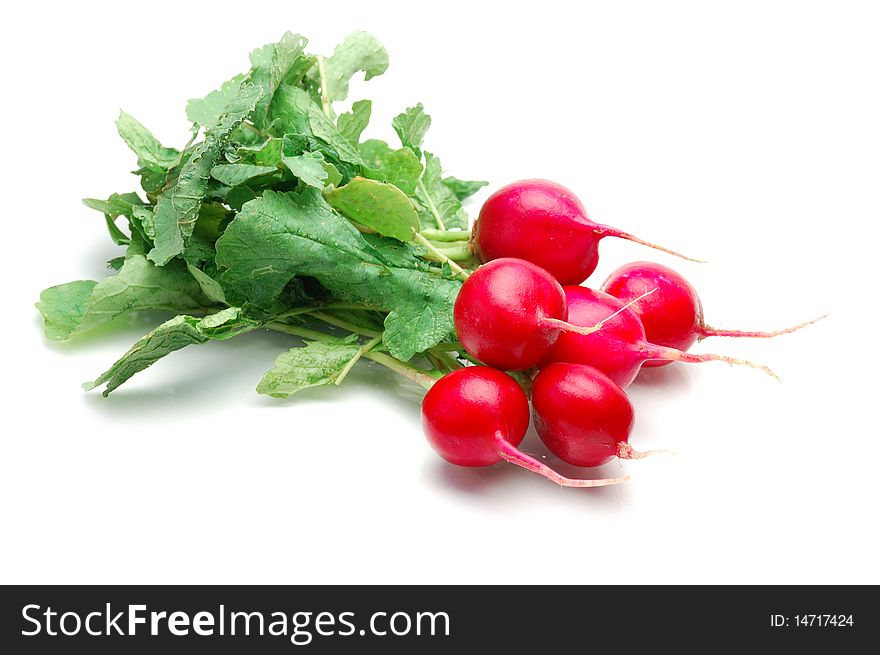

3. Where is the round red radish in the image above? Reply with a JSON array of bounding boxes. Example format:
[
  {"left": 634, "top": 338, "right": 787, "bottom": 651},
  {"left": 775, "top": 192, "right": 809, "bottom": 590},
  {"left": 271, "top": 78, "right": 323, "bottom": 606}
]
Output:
[
  {"left": 454, "top": 258, "right": 613, "bottom": 371},
  {"left": 471, "top": 179, "right": 698, "bottom": 285},
  {"left": 542, "top": 286, "right": 648, "bottom": 387},
  {"left": 453, "top": 258, "right": 566, "bottom": 370},
  {"left": 602, "top": 261, "right": 826, "bottom": 367},
  {"left": 422, "top": 366, "right": 628, "bottom": 488},
  {"left": 422, "top": 366, "right": 531, "bottom": 466},
  {"left": 542, "top": 286, "right": 778, "bottom": 387},
  {"left": 531, "top": 363, "right": 644, "bottom": 467}
]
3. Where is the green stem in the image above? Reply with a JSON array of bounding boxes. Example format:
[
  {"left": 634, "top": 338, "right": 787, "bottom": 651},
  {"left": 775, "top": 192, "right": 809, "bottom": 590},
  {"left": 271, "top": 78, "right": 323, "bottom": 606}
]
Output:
[
  {"left": 266, "top": 323, "right": 436, "bottom": 390},
  {"left": 364, "top": 351, "right": 437, "bottom": 389},
  {"left": 429, "top": 341, "right": 465, "bottom": 352},
  {"left": 413, "top": 233, "right": 470, "bottom": 280},
  {"left": 152, "top": 306, "right": 227, "bottom": 316},
  {"left": 426, "top": 352, "right": 449, "bottom": 374},
  {"left": 460, "top": 351, "right": 483, "bottom": 366},
  {"left": 275, "top": 303, "right": 377, "bottom": 321},
  {"left": 417, "top": 179, "right": 446, "bottom": 230},
  {"left": 175, "top": 126, "right": 200, "bottom": 166},
  {"left": 239, "top": 122, "right": 263, "bottom": 137},
  {"left": 335, "top": 337, "right": 381, "bottom": 386},
  {"left": 506, "top": 369, "right": 535, "bottom": 397},
  {"left": 432, "top": 350, "right": 464, "bottom": 372},
  {"left": 316, "top": 55, "right": 332, "bottom": 118},
  {"left": 308, "top": 311, "right": 382, "bottom": 338},
  {"left": 430, "top": 244, "right": 472, "bottom": 262},
  {"left": 267, "top": 323, "right": 334, "bottom": 342},
  {"left": 420, "top": 228, "right": 470, "bottom": 242}
]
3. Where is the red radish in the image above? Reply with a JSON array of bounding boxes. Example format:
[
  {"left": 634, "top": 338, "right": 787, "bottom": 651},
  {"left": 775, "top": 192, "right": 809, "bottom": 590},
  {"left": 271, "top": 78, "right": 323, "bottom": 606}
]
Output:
[
  {"left": 454, "top": 258, "right": 565, "bottom": 370},
  {"left": 542, "top": 286, "right": 779, "bottom": 388},
  {"left": 532, "top": 363, "right": 656, "bottom": 467},
  {"left": 470, "top": 179, "right": 701, "bottom": 285},
  {"left": 602, "top": 261, "right": 827, "bottom": 367},
  {"left": 453, "top": 257, "right": 633, "bottom": 370},
  {"left": 421, "top": 367, "right": 628, "bottom": 488},
  {"left": 453, "top": 258, "right": 589, "bottom": 371}
]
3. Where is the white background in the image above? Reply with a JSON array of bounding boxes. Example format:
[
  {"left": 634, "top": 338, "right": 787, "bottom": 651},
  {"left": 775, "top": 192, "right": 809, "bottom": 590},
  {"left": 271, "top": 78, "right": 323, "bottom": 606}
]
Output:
[{"left": 1, "top": 0, "right": 878, "bottom": 584}]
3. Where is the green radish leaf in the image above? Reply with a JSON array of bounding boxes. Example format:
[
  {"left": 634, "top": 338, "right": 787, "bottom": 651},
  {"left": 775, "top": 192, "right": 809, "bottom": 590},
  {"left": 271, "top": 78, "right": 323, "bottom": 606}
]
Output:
[
  {"left": 270, "top": 85, "right": 363, "bottom": 165},
  {"left": 186, "top": 264, "right": 227, "bottom": 305},
  {"left": 115, "top": 112, "right": 180, "bottom": 170},
  {"left": 82, "top": 192, "right": 143, "bottom": 218},
  {"left": 85, "top": 308, "right": 259, "bottom": 396},
  {"left": 319, "top": 32, "right": 388, "bottom": 103},
  {"left": 322, "top": 161, "right": 343, "bottom": 187},
  {"left": 225, "top": 186, "right": 258, "bottom": 212},
  {"left": 247, "top": 32, "right": 312, "bottom": 130},
  {"left": 359, "top": 139, "right": 423, "bottom": 196},
  {"left": 237, "top": 137, "right": 283, "bottom": 166},
  {"left": 281, "top": 152, "right": 329, "bottom": 189},
  {"left": 131, "top": 205, "right": 155, "bottom": 240},
  {"left": 442, "top": 176, "right": 489, "bottom": 201},
  {"left": 414, "top": 152, "right": 469, "bottom": 230},
  {"left": 308, "top": 109, "right": 363, "bottom": 166},
  {"left": 148, "top": 84, "right": 263, "bottom": 266},
  {"left": 192, "top": 203, "right": 228, "bottom": 242},
  {"left": 103, "top": 216, "right": 130, "bottom": 246},
  {"left": 257, "top": 338, "right": 361, "bottom": 398},
  {"left": 35, "top": 280, "right": 98, "bottom": 341},
  {"left": 41, "top": 32, "right": 492, "bottom": 397},
  {"left": 148, "top": 194, "right": 185, "bottom": 264},
  {"left": 215, "top": 189, "right": 460, "bottom": 360},
  {"left": 186, "top": 73, "right": 247, "bottom": 127},
  {"left": 83, "top": 192, "right": 144, "bottom": 245},
  {"left": 210, "top": 163, "right": 278, "bottom": 187},
  {"left": 325, "top": 177, "right": 419, "bottom": 242},
  {"left": 337, "top": 99, "right": 372, "bottom": 146},
  {"left": 36, "top": 255, "right": 213, "bottom": 341},
  {"left": 392, "top": 104, "right": 431, "bottom": 158},
  {"left": 107, "top": 257, "right": 126, "bottom": 271}
]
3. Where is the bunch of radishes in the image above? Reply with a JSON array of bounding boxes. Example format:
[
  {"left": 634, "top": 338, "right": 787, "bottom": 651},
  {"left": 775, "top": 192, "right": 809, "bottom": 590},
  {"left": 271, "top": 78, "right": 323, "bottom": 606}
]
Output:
[{"left": 422, "top": 179, "right": 823, "bottom": 487}]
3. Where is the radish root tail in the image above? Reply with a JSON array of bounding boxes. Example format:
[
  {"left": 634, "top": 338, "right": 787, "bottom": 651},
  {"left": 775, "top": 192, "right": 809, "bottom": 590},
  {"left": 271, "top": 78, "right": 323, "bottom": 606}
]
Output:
[
  {"left": 653, "top": 346, "right": 781, "bottom": 381},
  {"left": 599, "top": 225, "right": 706, "bottom": 263},
  {"left": 540, "top": 288, "right": 658, "bottom": 337},
  {"left": 617, "top": 443, "right": 675, "bottom": 460},
  {"left": 698, "top": 312, "right": 829, "bottom": 341},
  {"left": 496, "top": 438, "right": 629, "bottom": 488}
]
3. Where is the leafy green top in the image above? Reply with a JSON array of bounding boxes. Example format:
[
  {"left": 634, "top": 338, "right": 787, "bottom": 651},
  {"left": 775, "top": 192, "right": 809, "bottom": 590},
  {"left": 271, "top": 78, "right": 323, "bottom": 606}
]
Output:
[{"left": 38, "top": 31, "right": 489, "bottom": 397}]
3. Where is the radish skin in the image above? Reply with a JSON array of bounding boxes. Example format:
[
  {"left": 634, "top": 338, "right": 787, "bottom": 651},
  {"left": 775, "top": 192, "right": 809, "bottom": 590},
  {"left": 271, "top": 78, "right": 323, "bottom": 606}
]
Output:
[
  {"left": 542, "top": 286, "right": 779, "bottom": 387},
  {"left": 422, "top": 367, "right": 629, "bottom": 488},
  {"left": 532, "top": 363, "right": 659, "bottom": 468},
  {"left": 454, "top": 258, "right": 653, "bottom": 370},
  {"left": 471, "top": 180, "right": 700, "bottom": 285},
  {"left": 602, "top": 261, "right": 826, "bottom": 367}
]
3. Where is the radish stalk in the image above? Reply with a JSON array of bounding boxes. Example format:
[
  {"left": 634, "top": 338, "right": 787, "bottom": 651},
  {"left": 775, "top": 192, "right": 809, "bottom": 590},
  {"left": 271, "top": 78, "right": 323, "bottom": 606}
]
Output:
[
  {"left": 542, "top": 286, "right": 779, "bottom": 388},
  {"left": 602, "top": 262, "right": 827, "bottom": 362},
  {"left": 532, "top": 363, "right": 658, "bottom": 468},
  {"left": 697, "top": 313, "right": 829, "bottom": 340},
  {"left": 595, "top": 225, "right": 706, "bottom": 263},
  {"left": 496, "top": 438, "right": 630, "bottom": 488},
  {"left": 413, "top": 232, "right": 470, "bottom": 280},
  {"left": 472, "top": 179, "right": 702, "bottom": 285},
  {"left": 646, "top": 345, "right": 781, "bottom": 381}
]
